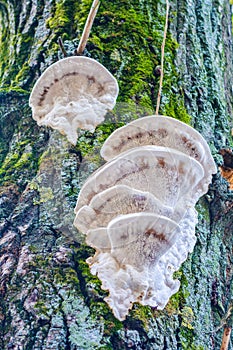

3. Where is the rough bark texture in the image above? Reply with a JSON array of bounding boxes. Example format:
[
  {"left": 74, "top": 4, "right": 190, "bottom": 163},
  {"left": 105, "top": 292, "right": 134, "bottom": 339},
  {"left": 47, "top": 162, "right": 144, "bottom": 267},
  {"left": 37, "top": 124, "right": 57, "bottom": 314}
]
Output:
[{"left": 0, "top": 0, "right": 233, "bottom": 349}]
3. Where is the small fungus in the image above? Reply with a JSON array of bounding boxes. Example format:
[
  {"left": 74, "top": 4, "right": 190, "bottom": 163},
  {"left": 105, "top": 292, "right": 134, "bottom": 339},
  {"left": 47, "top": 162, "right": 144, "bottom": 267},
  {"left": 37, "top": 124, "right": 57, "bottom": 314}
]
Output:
[
  {"left": 74, "top": 185, "right": 174, "bottom": 234},
  {"left": 74, "top": 115, "right": 217, "bottom": 320},
  {"left": 87, "top": 213, "right": 180, "bottom": 266},
  {"left": 29, "top": 56, "right": 118, "bottom": 144}
]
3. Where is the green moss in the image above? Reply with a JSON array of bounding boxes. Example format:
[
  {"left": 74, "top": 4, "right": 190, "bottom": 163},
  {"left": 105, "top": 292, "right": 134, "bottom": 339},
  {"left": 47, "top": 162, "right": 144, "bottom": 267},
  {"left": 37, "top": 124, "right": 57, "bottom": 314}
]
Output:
[
  {"left": 0, "top": 149, "right": 33, "bottom": 184},
  {"left": 28, "top": 245, "right": 38, "bottom": 253},
  {"left": 165, "top": 270, "right": 189, "bottom": 315},
  {"left": 0, "top": 20, "right": 37, "bottom": 88},
  {"left": 76, "top": 120, "right": 124, "bottom": 158},
  {"left": 73, "top": 244, "right": 99, "bottom": 285},
  {"left": 163, "top": 95, "right": 191, "bottom": 124},
  {"left": 0, "top": 7, "right": 10, "bottom": 83},
  {"left": 129, "top": 304, "right": 154, "bottom": 330},
  {"left": 54, "top": 266, "right": 80, "bottom": 288},
  {"left": 90, "top": 302, "right": 123, "bottom": 335},
  {"left": 15, "top": 152, "right": 33, "bottom": 168},
  {"left": 0, "top": 116, "right": 40, "bottom": 186},
  {"left": 46, "top": 0, "right": 77, "bottom": 37},
  {"left": 180, "top": 306, "right": 195, "bottom": 330},
  {"left": 34, "top": 301, "right": 50, "bottom": 316},
  {"left": 180, "top": 334, "right": 205, "bottom": 350},
  {"left": 72, "top": 0, "right": 191, "bottom": 126},
  {"left": 0, "top": 87, "right": 29, "bottom": 94},
  {"left": 13, "top": 62, "right": 31, "bottom": 87}
]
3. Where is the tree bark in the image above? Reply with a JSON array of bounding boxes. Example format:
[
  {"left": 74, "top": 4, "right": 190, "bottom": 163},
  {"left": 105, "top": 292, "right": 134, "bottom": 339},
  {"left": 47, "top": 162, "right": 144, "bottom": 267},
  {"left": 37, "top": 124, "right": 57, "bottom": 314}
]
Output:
[{"left": 0, "top": 0, "right": 232, "bottom": 349}]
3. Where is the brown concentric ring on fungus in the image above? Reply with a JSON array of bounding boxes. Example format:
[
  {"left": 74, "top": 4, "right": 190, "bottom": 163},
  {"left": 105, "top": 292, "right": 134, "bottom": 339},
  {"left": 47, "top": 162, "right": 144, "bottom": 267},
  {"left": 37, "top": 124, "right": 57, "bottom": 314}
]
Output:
[
  {"left": 85, "top": 212, "right": 180, "bottom": 320},
  {"left": 74, "top": 184, "right": 174, "bottom": 234},
  {"left": 73, "top": 115, "right": 216, "bottom": 321},
  {"left": 29, "top": 56, "right": 119, "bottom": 144},
  {"left": 74, "top": 145, "right": 204, "bottom": 212},
  {"left": 100, "top": 115, "right": 217, "bottom": 194}
]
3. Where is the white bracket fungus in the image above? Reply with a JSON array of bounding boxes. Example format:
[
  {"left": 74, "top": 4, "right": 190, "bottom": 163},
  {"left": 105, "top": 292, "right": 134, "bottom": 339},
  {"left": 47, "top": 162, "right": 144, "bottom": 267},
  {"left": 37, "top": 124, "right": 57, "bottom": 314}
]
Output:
[
  {"left": 101, "top": 115, "right": 217, "bottom": 196},
  {"left": 75, "top": 145, "right": 204, "bottom": 211},
  {"left": 29, "top": 56, "right": 119, "bottom": 145},
  {"left": 87, "top": 213, "right": 180, "bottom": 267},
  {"left": 74, "top": 185, "right": 174, "bottom": 234},
  {"left": 74, "top": 115, "right": 217, "bottom": 321}
]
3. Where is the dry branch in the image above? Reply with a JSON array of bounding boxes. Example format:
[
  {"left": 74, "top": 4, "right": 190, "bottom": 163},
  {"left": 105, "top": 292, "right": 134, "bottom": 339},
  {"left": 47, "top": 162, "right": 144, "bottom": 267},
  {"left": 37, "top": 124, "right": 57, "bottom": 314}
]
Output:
[
  {"left": 155, "top": 0, "right": 170, "bottom": 115},
  {"left": 76, "top": 0, "right": 100, "bottom": 55}
]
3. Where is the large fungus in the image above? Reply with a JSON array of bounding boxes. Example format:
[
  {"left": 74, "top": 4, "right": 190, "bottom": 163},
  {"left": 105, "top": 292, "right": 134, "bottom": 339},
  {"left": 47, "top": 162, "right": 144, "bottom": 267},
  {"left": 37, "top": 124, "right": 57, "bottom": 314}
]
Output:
[
  {"left": 101, "top": 115, "right": 217, "bottom": 194},
  {"left": 75, "top": 145, "right": 204, "bottom": 211},
  {"left": 74, "top": 115, "right": 217, "bottom": 321},
  {"left": 29, "top": 56, "right": 119, "bottom": 144}
]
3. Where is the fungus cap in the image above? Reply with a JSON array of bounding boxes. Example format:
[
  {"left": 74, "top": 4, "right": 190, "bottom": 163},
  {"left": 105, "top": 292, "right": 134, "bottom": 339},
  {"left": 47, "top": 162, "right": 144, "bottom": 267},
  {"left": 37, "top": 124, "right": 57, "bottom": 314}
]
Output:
[
  {"left": 100, "top": 115, "right": 217, "bottom": 191},
  {"left": 74, "top": 185, "right": 173, "bottom": 234},
  {"left": 86, "top": 208, "right": 197, "bottom": 321},
  {"left": 108, "top": 212, "right": 180, "bottom": 268},
  {"left": 86, "top": 212, "right": 181, "bottom": 320},
  {"left": 86, "top": 212, "right": 180, "bottom": 271},
  {"left": 75, "top": 145, "right": 204, "bottom": 211},
  {"left": 29, "top": 56, "right": 119, "bottom": 144}
]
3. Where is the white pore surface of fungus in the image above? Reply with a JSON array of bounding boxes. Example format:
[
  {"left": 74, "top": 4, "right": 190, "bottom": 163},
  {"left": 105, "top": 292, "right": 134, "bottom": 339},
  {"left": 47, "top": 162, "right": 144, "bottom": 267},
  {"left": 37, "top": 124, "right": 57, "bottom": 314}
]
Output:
[
  {"left": 74, "top": 115, "right": 217, "bottom": 321},
  {"left": 29, "top": 56, "right": 119, "bottom": 145}
]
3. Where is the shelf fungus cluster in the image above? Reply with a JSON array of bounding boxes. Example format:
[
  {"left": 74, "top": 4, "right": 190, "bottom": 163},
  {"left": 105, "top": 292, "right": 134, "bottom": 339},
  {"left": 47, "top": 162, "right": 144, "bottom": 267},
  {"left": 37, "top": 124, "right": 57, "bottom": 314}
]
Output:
[
  {"left": 29, "top": 56, "right": 119, "bottom": 145},
  {"left": 74, "top": 115, "right": 217, "bottom": 321}
]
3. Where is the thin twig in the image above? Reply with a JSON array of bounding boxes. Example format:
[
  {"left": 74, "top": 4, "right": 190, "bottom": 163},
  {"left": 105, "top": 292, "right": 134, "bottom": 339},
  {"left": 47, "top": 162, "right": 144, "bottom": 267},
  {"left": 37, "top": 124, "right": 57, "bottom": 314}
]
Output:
[
  {"left": 220, "top": 327, "right": 232, "bottom": 350},
  {"left": 58, "top": 36, "right": 68, "bottom": 57},
  {"left": 76, "top": 0, "right": 100, "bottom": 55},
  {"left": 206, "top": 303, "right": 233, "bottom": 335},
  {"left": 155, "top": 0, "right": 170, "bottom": 115}
]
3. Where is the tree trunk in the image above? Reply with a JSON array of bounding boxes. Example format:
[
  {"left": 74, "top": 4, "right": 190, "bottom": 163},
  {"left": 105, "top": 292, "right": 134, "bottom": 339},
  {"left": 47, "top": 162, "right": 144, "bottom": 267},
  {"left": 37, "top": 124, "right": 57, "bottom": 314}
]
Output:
[{"left": 0, "top": 0, "right": 233, "bottom": 349}]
